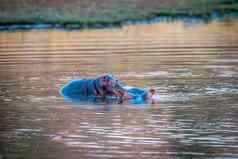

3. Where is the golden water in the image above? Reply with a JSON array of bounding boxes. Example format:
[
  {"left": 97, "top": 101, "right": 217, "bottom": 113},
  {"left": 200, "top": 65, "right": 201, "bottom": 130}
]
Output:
[{"left": 0, "top": 20, "right": 238, "bottom": 158}]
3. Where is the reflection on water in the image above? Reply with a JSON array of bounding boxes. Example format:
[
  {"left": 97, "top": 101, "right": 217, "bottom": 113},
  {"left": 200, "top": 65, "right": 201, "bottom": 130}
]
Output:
[{"left": 1, "top": 20, "right": 238, "bottom": 158}]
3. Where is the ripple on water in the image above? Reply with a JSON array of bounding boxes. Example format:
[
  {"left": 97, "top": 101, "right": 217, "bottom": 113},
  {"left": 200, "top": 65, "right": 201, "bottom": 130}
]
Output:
[
  {"left": 2, "top": 98, "right": 13, "bottom": 102},
  {"left": 1, "top": 20, "right": 238, "bottom": 159},
  {"left": 206, "top": 84, "right": 238, "bottom": 95},
  {"left": 121, "top": 69, "right": 193, "bottom": 78}
]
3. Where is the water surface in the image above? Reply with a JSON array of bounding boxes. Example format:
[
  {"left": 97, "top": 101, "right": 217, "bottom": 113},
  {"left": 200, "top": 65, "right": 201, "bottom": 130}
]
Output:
[{"left": 0, "top": 20, "right": 238, "bottom": 158}]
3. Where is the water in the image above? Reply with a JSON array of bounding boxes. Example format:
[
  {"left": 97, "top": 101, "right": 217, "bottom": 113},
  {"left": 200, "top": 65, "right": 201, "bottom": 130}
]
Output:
[{"left": 0, "top": 20, "right": 238, "bottom": 158}]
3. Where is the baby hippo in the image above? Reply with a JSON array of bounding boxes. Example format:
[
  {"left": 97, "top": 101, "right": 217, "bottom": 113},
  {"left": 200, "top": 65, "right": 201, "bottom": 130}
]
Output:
[{"left": 114, "top": 83, "right": 157, "bottom": 102}]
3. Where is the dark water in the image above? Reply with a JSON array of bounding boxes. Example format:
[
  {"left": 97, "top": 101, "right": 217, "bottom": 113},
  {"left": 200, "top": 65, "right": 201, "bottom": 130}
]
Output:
[{"left": 1, "top": 20, "right": 238, "bottom": 158}]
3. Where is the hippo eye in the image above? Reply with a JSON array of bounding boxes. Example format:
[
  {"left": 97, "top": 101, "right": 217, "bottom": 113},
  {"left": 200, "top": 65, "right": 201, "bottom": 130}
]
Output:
[{"left": 102, "top": 76, "right": 107, "bottom": 82}]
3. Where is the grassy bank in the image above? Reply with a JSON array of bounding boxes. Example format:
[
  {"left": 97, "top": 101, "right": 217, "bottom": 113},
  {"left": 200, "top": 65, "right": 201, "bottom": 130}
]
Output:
[{"left": 0, "top": 0, "right": 238, "bottom": 27}]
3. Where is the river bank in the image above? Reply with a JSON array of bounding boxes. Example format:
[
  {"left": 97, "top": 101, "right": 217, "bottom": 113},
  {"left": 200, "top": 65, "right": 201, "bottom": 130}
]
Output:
[{"left": 1, "top": 0, "right": 238, "bottom": 30}]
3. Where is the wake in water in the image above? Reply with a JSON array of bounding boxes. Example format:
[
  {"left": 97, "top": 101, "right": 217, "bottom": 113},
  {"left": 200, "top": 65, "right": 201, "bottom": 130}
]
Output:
[
  {"left": 120, "top": 70, "right": 238, "bottom": 103},
  {"left": 59, "top": 70, "right": 238, "bottom": 108}
]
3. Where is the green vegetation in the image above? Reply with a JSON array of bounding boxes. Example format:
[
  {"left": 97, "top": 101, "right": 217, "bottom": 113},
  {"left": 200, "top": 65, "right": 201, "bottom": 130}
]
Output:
[{"left": 0, "top": 0, "right": 238, "bottom": 27}]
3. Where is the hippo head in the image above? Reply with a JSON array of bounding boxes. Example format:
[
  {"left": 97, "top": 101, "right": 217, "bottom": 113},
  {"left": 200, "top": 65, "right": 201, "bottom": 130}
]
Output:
[{"left": 98, "top": 74, "right": 125, "bottom": 96}]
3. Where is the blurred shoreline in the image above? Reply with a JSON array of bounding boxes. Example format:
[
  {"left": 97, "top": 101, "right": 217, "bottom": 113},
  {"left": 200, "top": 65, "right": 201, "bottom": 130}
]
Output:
[
  {"left": 0, "top": 12, "right": 238, "bottom": 31},
  {"left": 1, "top": 0, "right": 238, "bottom": 31}
]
